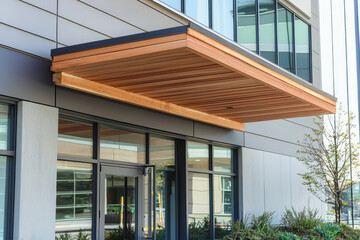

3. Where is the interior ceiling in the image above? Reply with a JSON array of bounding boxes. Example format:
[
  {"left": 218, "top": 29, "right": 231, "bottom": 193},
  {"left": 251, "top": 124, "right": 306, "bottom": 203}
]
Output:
[{"left": 51, "top": 27, "right": 336, "bottom": 132}]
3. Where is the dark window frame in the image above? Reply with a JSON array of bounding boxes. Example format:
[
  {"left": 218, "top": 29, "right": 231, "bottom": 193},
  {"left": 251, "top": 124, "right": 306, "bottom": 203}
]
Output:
[
  {"left": 0, "top": 99, "right": 17, "bottom": 240},
  {"left": 186, "top": 141, "right": 237, "bottom": 240}
]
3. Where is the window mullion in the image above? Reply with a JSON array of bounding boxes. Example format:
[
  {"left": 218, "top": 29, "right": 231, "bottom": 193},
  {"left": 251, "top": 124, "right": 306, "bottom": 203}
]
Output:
[{"left": 275, "top": 0, "right": 279, "bottom": 64}]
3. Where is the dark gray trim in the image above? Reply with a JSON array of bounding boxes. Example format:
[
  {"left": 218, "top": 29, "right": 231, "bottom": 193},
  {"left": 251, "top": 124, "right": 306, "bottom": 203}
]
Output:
[
  {"left": 51, "top": 25, "right": 188, "bottom": 57},
  {"left": 292, "top": 12, "right": 296, "bottom": 75},
  {"left": 236, "top": 147, "right": 243, "bottom": 221},
  {"left": 188, "top": 22, "right": 336, "bottom": 100},
  {"left": 175, "top": 139, "right": 187, "bottom": 240},
  {"left": 0, "top": 150, "right": 15, "bottom": 157}
]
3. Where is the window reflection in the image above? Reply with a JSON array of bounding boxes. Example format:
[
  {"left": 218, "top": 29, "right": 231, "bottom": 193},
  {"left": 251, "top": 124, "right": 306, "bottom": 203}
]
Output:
[
  {"left": 259, "top": 0, "right": 276, "bottom": 62},
  {"left": 185, "top": 0, "right": 209, "bottom": 26},
  {"left": 160, "top": 0, "right": 181, "bottom": 11},
  {"left": 278, "top": 4, "right": 294, "bottom": 72},
  {"left": 58, "top": 118, "right": 93, "bottom": 159},
  {"left": 150, "top": 136, "right": 176, "bottom": 240},
  {"left": 214, "top": 146, "right": 232, "bottom": 173},
  {"left": 187, "top": 141, "right": 209, "bottom": 170},
  {"left": 295, "top": 17, "right": 311, "bottom": 82},
  {"left": 0, "top": 157, "right": 7, "bottom": 240},
  {"left": 213, "top": 0, "right": 234, "bottom": 40},
  {"left": 214, "top": 175, "right": 233, "bottom": 239},
  {"left": 188, "top": 173, "right": 210, "bottom": 240},
  {"left": 0, "top": 103, "right": 9, "bottom": 151},
  {"left": 237, "top": 0, "right": 257, "bottom": 52},
  {"left": 55, "top": 161, "right": 93, "bottom": 238},
  {"left": 100, "top": 126, "right": 146, "bottom": 164}
]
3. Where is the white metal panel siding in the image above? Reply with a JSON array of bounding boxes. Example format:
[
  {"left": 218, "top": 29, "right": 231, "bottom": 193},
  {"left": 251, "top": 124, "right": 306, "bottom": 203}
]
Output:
[
  {"left": 58, "top": 0, "right": 142, "bottom": 38},
  {"left": 14, "top": 101, "right": 59, "bottom": 240},
  {"left": 242, "top": 148, "right": 325, "bottom": 224},
  {"left": 287, "top": 0, "right": 311, "bottom": 17}
]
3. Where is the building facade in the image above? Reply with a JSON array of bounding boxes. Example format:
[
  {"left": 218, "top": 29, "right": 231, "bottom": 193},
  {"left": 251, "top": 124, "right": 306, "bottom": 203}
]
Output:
[{"left": 0, "top": 0, "right": 338, "bottom": 239}]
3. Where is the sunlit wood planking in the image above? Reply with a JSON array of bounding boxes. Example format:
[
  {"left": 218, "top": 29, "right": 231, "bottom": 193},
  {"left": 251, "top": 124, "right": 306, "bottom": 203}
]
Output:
[{"left": 51, "top": 27, "right": 336, "bottom": 131}]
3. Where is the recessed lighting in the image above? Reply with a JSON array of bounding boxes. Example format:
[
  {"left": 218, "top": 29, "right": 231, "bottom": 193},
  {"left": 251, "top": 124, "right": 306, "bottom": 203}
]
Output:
[
  {"left": 226, "top": 107, "right": 234, "bottom": 110},
  {"left": 195, "top": 159, "right": 201, "bottom": 162}
]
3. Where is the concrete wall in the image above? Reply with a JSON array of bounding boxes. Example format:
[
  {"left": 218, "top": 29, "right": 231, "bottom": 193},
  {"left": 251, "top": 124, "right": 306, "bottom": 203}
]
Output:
[
  {"left": 242, "top": 148, "right": 325, "bottom": 224},
  {"left": 13, "top": 101, "right": 58, "bottom": 240}
]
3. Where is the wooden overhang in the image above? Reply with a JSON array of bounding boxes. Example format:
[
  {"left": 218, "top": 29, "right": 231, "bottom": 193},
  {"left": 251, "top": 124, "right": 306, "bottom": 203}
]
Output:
[{"left": 51, "top": 25, "right": 336, "bottom": 132}]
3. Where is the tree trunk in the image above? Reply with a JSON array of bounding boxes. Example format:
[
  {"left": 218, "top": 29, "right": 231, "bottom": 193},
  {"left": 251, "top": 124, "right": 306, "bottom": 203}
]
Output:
[{"left": 335, "top": 193, "right": 342, "bottom": 224}]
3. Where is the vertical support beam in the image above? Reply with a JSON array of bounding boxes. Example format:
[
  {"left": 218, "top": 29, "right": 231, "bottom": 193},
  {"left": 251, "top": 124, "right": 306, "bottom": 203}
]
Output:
[
  {"left": 236, "top": 147, "right": 243, "bottom": 221},
  {"left": 176, "top": 139, "right": 187, "bottom": 240},
  {"left": 13, "top": 101, "right": 58, "bottom": 239}
]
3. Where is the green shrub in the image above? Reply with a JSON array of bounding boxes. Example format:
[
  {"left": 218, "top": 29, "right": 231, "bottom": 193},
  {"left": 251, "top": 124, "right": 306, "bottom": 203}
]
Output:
[
  {"left": 340, "top": 224, "right": 360, "bottom": 240},
  {"left": 74, "top": 230, "right": 90, "bottom": 240},
  {"left": 313, "top": 223, "right": 341, "bottom": 240},
  {"left": 104, "top": 227, "right": 135, "bottom": 240},
  {"left": 250, "top": 211, "right": 275, "bottom": 230},
  {"left": 276, "top": 232, "right": 300, "bottom": 240},
  {"left": 55, "top": 233, "right": 72, "bottom": 240},
  {"left": 281, "top": 207, "right": 323, "bottom": 232},
  {"left": 222, "top": 212, "right": 279, "bottom": 240}
]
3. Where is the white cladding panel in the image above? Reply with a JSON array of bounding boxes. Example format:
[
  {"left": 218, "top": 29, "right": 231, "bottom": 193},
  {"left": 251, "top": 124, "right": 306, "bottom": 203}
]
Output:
[
  {"left": 242, "top": 148, "right": 325, "bottom": 224},
  {"left": 13, "top": 101, "right": 59, "bottom": 240},
  {"left": 287, "top": 0, "right": 311, "bottom": 17}
]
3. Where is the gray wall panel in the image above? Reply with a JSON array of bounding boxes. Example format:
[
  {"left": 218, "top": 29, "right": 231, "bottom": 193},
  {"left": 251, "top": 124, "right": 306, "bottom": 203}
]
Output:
[
  {"left": 56, "top": 87, "right": 194, "bottom": 136},
  {"left": 193, "top": 122, "right": 244, "bottom": 146},
  {"left": 244, "top": 132, "right": 299, "bottom": 157},
  {"left": 0, "top": 47, "right": 55, "bottom": 105},
  {"left": 245, "top": 119, "right": 312, "bottom": 145}
]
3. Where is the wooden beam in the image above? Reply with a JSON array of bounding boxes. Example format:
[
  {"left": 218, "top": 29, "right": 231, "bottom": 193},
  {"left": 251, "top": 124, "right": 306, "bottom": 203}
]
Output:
[{"left": 53, "top": 72, "right": 245, "bottom": 132}]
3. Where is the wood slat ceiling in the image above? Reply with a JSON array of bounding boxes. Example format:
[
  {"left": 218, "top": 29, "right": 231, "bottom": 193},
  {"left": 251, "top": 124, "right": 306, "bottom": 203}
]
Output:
[{"left": 51, "top": 27, "right": 336, "bottom": 132}]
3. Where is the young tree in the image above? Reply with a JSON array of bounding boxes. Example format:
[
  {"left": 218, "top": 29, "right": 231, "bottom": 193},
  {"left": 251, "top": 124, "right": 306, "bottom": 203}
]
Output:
[{"left": 297, "top": 107, "right": 360, "bottom": 224}]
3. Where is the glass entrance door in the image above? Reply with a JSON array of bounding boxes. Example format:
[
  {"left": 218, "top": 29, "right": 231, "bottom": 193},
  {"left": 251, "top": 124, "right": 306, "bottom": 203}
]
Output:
[{"left": 99, "top": 165, "right": 154, "bottom": 240}]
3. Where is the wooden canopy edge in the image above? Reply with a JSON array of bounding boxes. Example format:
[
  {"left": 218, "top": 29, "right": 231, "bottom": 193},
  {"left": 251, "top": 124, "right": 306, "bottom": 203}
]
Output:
[
  {"left": 53, "top": 72, "right": 245, "bottom": 132},
  {"left": 186, "top": 28, "right": 336, "bottom": 114}
]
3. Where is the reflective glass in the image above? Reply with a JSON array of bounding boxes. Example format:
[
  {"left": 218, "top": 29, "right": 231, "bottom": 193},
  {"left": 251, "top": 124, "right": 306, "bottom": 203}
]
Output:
[
  {"left": 104, "top": 175, "right": 136, "bottom": 239},
  {"left": 160, "top": 0, "right": 181, "bottom": 11},
  {"left": 278, "top": 4, "right": 294, "bottom": 72},
  {"left": 214, "top": 146, "right": 232, "bottom": 173},
  {"left": 214, "top": 175, "right": 233, "bottom": 239},
  {"left": 259, "top": 0, "right": 276, "bottom": 62},
  {"left": 212, "top": 0, "right": 234, "bottom": 40},
  {"left": 0, "top": 157, "right": 7, "bottom": 240},
  {"left": 295, "top": 17, "right": 311, "bottom": 82},
  {"left": 0, "top": 104, "right": 9, "bottom": 151},
  {"left": 188, "top": 173, "right": 210, "bottom": 240},
  {"left": 236, "top": 0, "right": 257, "bottom": 52},
  {"left": 185, "top": 0, "right": 209, "bottom": 26},
  {"left": 100, "top": 126, "right": 146, "bottom": 164},
  {"left": 150, "top": 136, "right": 176, "bottom": 240},
  {"left": 55, "top": 161, "right": 93, "bottom": 238},
  {"left": 58, "top": 118, "right": 93, "bottom": 159},
  {"left": 187, "top": 141, "right": 209, "bottom": 170}
]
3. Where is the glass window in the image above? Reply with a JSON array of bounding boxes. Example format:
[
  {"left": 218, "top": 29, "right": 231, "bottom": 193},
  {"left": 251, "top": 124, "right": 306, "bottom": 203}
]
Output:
[
  {"left": 55, "top": 161, "right": 93, "bottom": 238},
  {"left": 295, "top": 17, "right": 311, "bottom": 82},
  {"left": 212, "top": 0, "right": 234, "bottom": 40},
  {"left": 100, "top": 126, "right": 146, "bottom": 164},
  {"left": 185, "top": 0, "right": 209, "bottom": 27},
  {"left": 278, "top": 4, "right": 294, "bottom": 72},
  {"left": 58, "top": 118, "right": 93, "bottom": 159},
  {"left": 160, "top": 0, "right": 181, "bottom": 11},
  {"left": 214, "top": 146, "right": 232, "bottom": 173},
  {"left": 188, "top": 173, "right": 210, "bottom": 240},
  {"left": 150, "top": 136, "right": 176, "bottom": 240},
  {"left": 0, "top": 157, "right": 8, "bottom": 240},
  {"left": 187, "top": 141, "right": 209, "bottom": 170},
  {"left": 236, "top": 0, "right": 257, "bottom": 52},
  {"left": 0, "top": 103, "right": 9, "bottom": 151},
  {"left": 214, "top": 175, "right": 233, "bottom": 239},
  {"left": 259, "top": 0, "right": 276, "bottom": 62}
]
